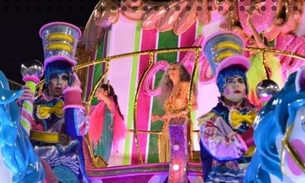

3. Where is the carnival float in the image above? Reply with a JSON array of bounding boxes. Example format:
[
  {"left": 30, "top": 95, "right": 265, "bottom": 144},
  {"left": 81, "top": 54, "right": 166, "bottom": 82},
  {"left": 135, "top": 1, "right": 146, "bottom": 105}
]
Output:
[{"left": 2, "top": 0, "right": 305, "bottom": 182}]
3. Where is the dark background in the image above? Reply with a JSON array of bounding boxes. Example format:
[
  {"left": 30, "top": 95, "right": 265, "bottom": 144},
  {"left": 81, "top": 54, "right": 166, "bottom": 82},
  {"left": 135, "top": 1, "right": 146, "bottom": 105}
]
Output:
[{"left": 0, "top": 0, "right": 98, "bottom": 83}]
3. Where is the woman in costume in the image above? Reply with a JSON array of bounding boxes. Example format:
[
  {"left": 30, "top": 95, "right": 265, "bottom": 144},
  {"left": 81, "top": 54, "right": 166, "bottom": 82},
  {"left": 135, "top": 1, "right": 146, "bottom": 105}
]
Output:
[
  {"left": 88, "top": 83, "right": 126, "bottom": 163},
  {"left": 198, "top": 32, "right": 257, "bottom": 183},
  {"left": 246, "top": 12, "right": 284, "bottom": 109},
  {"left": 152, "top": 62, "right": 198, "bottom": 163}
]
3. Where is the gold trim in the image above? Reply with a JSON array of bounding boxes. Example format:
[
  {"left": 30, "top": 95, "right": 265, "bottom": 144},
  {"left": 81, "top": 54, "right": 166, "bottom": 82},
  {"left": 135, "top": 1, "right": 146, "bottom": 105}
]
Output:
[
  {"left": 30, "top": 130, "right": 65, "bottom": 144},
  {"left": 87, "top": 59, "right": 110, "bottom": 104},
  {"left": 281, "top": 122, "right": 305, "bottom": 175},
  {"left": 133, "top": 52, "right": 155, "bottom": 164},
  {"left": 32, "top": 46, "right": 305, "bottom": 164}
]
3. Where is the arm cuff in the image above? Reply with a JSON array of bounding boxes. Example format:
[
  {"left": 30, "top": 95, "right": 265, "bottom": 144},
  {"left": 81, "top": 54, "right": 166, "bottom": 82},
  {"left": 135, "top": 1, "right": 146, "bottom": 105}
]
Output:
[{"left": 63, "top": 86, "right": 83, "bottom": 108}]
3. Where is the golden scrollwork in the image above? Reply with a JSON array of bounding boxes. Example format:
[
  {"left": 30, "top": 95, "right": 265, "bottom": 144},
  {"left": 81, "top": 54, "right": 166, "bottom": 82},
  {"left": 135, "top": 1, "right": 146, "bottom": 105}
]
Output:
[{"left": 33, "top": 46, "right": 305, "bottom": 165}]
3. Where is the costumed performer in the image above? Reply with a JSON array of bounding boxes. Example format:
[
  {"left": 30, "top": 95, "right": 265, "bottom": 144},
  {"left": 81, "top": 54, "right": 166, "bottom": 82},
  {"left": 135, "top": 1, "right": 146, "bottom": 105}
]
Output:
[
  {"left": 152, "top": 62, "right": 198, "bottom": 162},
  {"left": 18, "top": 22, "right": 90, "bottom": 183},
  {"left": 88, "top": 82, "right": 126, "bottom": 164},
  {"left": 198, "top": 31, "right": 257, "bottom": 183}
]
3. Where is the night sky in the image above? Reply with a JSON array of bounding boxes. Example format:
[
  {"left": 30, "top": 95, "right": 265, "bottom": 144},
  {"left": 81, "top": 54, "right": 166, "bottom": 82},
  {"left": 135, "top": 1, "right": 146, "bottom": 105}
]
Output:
[{"left": 0, "top": 0, "right": 98, "bottom": 84}]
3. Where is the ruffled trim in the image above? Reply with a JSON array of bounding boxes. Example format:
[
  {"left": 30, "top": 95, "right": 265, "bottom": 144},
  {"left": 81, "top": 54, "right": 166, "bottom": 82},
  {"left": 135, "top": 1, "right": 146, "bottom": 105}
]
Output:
[{"left": 218, "top": 97, "right": 254, "bottom": 111}]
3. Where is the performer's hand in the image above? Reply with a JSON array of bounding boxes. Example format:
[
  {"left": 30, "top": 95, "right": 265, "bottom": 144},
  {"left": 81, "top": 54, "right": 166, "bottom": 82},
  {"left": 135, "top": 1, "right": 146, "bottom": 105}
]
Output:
[
  {"left": 17, "top": 86, "right": 34, "bottom": 106},
  {"left": 71, "top": 73, "right": 81, "bottom": 87},
  {"left": 151, "top": 115, "right": 162, "bottom": 122},
  {"left": 161, "top": 113, "right": 173, "bottom": 121}
]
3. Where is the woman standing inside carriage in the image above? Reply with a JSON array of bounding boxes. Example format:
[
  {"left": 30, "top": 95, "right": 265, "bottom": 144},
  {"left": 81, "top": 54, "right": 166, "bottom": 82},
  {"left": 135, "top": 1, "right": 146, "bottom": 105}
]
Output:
[
  {"left": 88, "top": 83, "right": 126, "bottom": 163},
  {"left": 151, "top": 62, "right": 198, "bottom": 162}
]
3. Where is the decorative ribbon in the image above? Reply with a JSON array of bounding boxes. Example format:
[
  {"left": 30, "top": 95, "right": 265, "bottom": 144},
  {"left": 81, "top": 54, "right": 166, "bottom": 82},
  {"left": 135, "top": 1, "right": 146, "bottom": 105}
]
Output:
[
  {"left": 37, "top": 100, "right": 64, "bottom": 119},
  {"left": 229, "top": 109, "right": 257, "bottom": 128}
]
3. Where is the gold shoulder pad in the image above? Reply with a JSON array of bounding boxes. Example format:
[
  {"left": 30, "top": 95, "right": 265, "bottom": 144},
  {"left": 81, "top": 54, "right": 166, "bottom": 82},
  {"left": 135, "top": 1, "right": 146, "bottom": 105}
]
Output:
[{"left": 197, "top": 112, "right": 217, "bottom": 126}]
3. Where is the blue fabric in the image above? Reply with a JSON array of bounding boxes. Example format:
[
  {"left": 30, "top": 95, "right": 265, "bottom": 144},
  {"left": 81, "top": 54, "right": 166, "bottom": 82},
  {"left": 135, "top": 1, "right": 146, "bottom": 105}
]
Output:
[
  {"left": 53, "top": 165, "right": 81, "bottom": 183},
  {"left": 199, "top": 140, "right": 213, "bottom": 181},
  {"left": 205, "top": 165, "right": 245, "bottom": 183}
]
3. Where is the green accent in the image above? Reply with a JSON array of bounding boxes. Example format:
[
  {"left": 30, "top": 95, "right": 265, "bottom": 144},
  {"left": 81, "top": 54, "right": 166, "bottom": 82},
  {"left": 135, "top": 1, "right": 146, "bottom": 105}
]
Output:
[
  {"left": 21, "top": 120, "right": 31, "bottom": 130},
  {"left": 197, "top": 21, "right": 203, "bottom": 37},
  {"left": 123, "top": 22, "right": 141, "bottom": 165},
  {"left": 268, "top": 39, "right": 275, "bottom": 47},
  {"left": 156, "top": 31, "right": 178, "bottom": 63},
  {"left": 91, "top": 41, "right": 105, "bottom": 106},
  {"left": 26, "top": 81, "right": 36, "bottom": 93},
  {"left": 148, "top": 30, "right": 179, "bottom": 163},
  {"left": 23, "top": 101, "right": 32, "bottom": 111}
]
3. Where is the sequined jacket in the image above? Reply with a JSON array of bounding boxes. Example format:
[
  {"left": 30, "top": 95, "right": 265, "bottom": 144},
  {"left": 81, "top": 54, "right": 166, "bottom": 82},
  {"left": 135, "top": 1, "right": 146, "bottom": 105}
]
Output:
[
  {"left": 198, "top": 97, "right": 257, "bottom": 179},
  {"left": 30, "top": 86, "right": 90, "bottom": 182}
]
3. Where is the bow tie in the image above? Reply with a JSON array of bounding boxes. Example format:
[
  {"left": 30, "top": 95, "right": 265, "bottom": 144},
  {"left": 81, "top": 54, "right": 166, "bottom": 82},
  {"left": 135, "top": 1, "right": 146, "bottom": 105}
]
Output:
[
  {"left": 37, "top": 100, "right": 64, "bottom": 119},
  {"left": 229, "top": 109, "right": 257, "bottom": 129}
]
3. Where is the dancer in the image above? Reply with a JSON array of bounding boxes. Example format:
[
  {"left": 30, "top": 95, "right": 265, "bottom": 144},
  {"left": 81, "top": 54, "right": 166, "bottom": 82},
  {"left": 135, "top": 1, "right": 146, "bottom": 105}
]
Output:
[
  {"left": 88, "top": 82, "right": 126, "bottom": 163},
  {"left": 152, "top": 62, "right": 198, "bottom": 162}
]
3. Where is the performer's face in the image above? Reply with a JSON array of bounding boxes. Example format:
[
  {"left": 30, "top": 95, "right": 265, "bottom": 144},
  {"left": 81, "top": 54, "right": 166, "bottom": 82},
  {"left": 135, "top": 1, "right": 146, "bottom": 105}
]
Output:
[
  {"left": 167, "top": 64, "right": 181, "bottom": 81},
  {"left": 48, "top": 73, "right": 69, "bottom": 97},
  {"left": 96, "top": 88, "right": 109, "bottom": 100},
  {"left": 222, "top": 76, "right": 246, "bottom": 103}
]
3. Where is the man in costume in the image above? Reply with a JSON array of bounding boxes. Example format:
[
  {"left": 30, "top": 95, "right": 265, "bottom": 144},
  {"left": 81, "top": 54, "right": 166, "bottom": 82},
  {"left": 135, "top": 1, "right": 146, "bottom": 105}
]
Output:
[
  {"left": 198, "top": 32, "right": 257, "bottom": 183},
  {"left": 18, "top": 22, "right": 90, "bottom": 183}
]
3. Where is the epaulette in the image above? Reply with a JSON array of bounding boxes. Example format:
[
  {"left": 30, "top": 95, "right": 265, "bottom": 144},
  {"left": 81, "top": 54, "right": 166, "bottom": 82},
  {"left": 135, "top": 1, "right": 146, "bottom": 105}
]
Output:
[{"left": 197, "top": 112, "right": 218, "bottom": 126}]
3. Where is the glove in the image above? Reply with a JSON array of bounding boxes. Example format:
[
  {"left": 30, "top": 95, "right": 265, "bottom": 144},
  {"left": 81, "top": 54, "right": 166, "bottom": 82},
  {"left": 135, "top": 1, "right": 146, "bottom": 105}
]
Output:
[{"left": 16, "top": 86, "right": 34, "bottom": 106}]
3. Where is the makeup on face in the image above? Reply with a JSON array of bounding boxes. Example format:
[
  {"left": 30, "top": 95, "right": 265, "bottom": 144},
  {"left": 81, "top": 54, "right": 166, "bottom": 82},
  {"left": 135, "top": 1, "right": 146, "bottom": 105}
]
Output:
[
  {"left": 50, "top": 73, "right": 69, "bottom": 82},
  {"left": 48, "top": 73, "right": 69, "bottom": 97},
  {"left": 225, "top": 76, "right": 245, "bottom": 85},
  {"left": 222, "top": 76, "right": 247, "bottom": 104}
]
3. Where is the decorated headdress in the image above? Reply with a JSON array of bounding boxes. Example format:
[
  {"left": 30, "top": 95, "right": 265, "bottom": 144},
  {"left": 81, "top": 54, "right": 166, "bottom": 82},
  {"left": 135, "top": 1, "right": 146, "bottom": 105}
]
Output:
[
  {"left": 202, "top": 31, "right": 251, "bottom": 93},
  {"left": 202, "top": 31, "right": 251, "bottom": 77},
  {"left": 39, "top": 22, "right": 82, "bottom": 85}
]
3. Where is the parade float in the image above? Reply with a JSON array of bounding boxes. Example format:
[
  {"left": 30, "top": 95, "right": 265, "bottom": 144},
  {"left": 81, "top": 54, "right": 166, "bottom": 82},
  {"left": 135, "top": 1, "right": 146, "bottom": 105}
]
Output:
[{"left": 3, "top": 0, "right": 305, "bottom": 182}]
